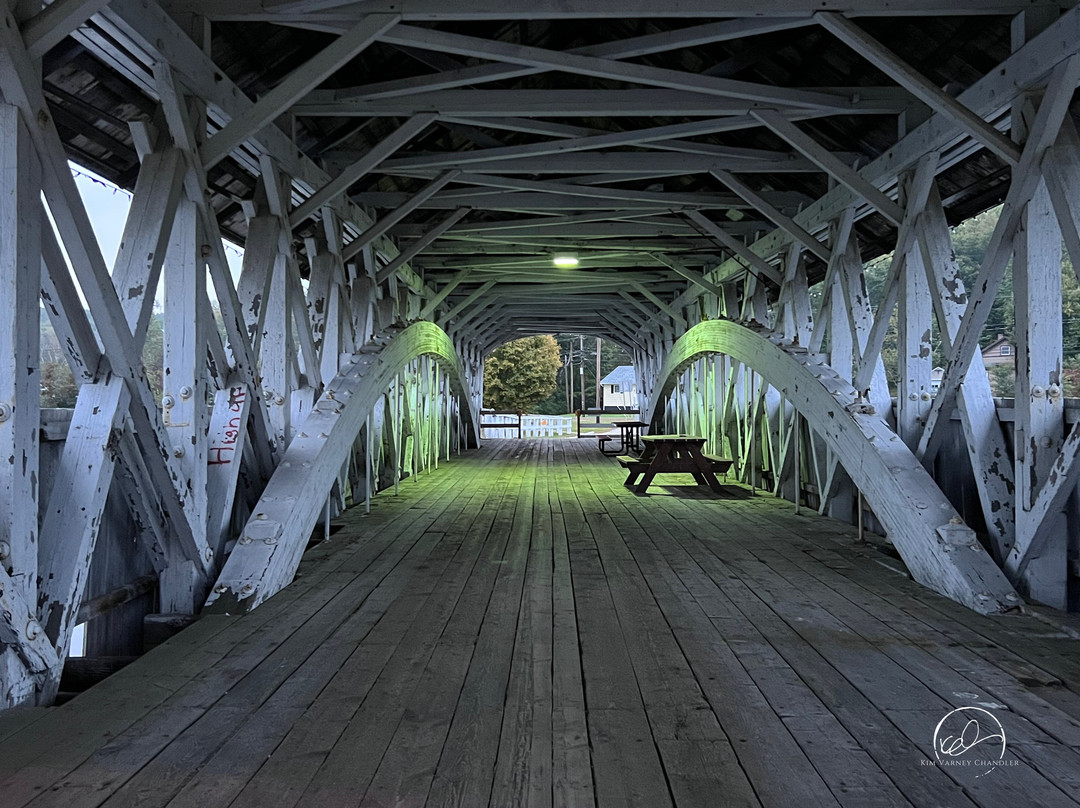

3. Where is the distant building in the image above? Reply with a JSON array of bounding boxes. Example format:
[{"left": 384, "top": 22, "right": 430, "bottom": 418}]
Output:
[
  {"left": 930, "top": 367, "right": 944, "bottom": 395},
  {"left": 981, "top": 334, "right": 1015, "bottom": 367},
  {"left": 600, "top": 365, "right": 637, "bottom": 409}
]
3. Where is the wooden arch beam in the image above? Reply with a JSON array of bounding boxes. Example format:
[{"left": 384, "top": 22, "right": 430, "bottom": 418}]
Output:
[
  {"left": 205, "top": 322, "right": 478, "bottom": 613},
  {"left": 643, "top": 319, "right": 1019, "bottom": 615}
]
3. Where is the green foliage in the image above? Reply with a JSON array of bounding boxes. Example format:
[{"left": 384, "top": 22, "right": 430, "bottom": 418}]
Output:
[
  {"left": 988, "top": 364, "right": 1015, "bottom": 397},
  {"left": 862, "top": 205, "right": 1080, "bottom": 396},
  {"left": 483, "top": 334, "right": 562, "bottom": 412},
  {"left": 38, "top": 310, "right": 166, "bottom": 407},
  {"left": 40, "top": 361, "right": 78, "bottom": 408}
]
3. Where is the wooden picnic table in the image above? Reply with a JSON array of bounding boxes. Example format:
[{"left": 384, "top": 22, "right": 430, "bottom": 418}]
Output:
[
  {"left": 617, "top": 434, "right": 733, "bottom": 494},
  {"left": 599, "top": 419, "right": 648, "bottom": 455}
]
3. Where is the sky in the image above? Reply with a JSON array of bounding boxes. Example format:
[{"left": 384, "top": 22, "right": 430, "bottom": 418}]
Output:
[{"left": 71, "top": 164, "right": 245, "bottom": 304}]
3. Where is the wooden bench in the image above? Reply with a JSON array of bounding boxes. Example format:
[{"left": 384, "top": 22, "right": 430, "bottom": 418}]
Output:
[
  {"left": 702, "top": 453, "right": 734, "bottom": 478},
  {"left": 616, "top": 455, "right": 649, "bottom": 471}
]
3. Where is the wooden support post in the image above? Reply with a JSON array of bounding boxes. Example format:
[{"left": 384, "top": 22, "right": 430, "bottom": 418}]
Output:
[
  {"left": 0, "top": 104, "right": 41, "bottom": 611},
  {"left": 917, "top": 183, "right": 1016, "bottom": 560},
  {"left": 206, "top": 383, "right": 252, "bottom": 558},
  {"left": 0, "top": 103, "right": 43, "bottom": 707},
  {"left": 161, "top": 195, "right": 210, "bottom": 612},
  {"left": 896, "top": 236, "right": 933, "bottom": 449},
  {"left": 36, "top": 378, "right": 129, "bottom": 703}
]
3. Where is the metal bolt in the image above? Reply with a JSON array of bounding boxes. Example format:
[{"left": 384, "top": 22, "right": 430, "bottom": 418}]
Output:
[
  {"left": 179, "top": 385, "right": 193, "bottom": 399},
  {"left": 0, "top": 541, "right": 9, "bottom": 560},
  {"left": 1048, "top": 383, "right": 1062, "bottom": 401},
  {"left": 205, "top": 548, "right": 214, "bottom": 562},
  {"left": 25, "top": 621, "right": 40, "bottom": 641},
  {"left": 275, "top": 395, "right": 285, "bottom": 405},
  {"left": 214, "top": 583, "right": 228, "bottom": 594},
  {"left": 1032, "top": 385, "right": 1046, "bottom": 398},
  {"left": 200, "top": 244, "right": 212, "bottom": 258},
  {"left": 0, "top": 402, "right": 12, "bottom": 423},
  {"left": 1040, "top": 435, "right": 1053, "bottom": 448},
  {"left": 908, "top": 393, "right": 918, "bottom": 401},
  {"left": 173, "top": 447, "right": 184, "bottom": 458},
  {"left": 263, "top": 537, "right": 277, "bottom": 545},
  {"left": 256, "top": 512, "right": 266, "bottom": 520},
  {"left": 162, "top": 395, "right": 175, "bottom": 409},
  {"left": 919, "top": 392, "right": 931, "bottom": 401},
  {"left": 240, "top": 584, "right": 254, "bottom": 595},
  {"left": 239, "top": 536, "right": 253, "bottom": 545}
]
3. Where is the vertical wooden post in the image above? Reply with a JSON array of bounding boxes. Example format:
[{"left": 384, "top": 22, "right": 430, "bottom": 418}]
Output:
[
  {"left": 0, "top": 104, "right": 41, "bottom": 610},
  {"left": 896, "top": 233, "right": 933, "bottom": 449},
  {"left": 161, "top": 195, "right": 210, "bottom": 612},
  {"left": 0, "top": 104, "right": 42, "bottom": 707},
  {"left": 1011, "top": 10, "right": 1068, "bottom": 606}
]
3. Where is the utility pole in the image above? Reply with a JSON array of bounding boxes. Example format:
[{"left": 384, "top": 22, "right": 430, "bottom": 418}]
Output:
[
  {"left": 567, "top": 337, "right": 574, "bottom": 413},
  {"left": 580, "top": 335, "right": 586, "bottom": 412},
  {"left": 595, "top": 337, "right": 602, "bottom": 410}
]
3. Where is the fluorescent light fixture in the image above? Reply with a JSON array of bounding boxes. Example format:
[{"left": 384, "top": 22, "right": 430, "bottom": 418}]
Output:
[{"left": 552, "top": 252, "right": 579, "bottom": 268}]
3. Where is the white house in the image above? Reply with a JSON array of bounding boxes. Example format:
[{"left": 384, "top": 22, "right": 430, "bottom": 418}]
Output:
[{"left": 600, "top": 365, "right": 637, "bottom": 409}]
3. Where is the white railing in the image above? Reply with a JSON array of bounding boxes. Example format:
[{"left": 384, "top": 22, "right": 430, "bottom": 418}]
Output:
[
  {"left": 480, "top": 413, "right": 574, "bottom": 438},
  {"left": 521, "top": 415, "right": 574, "bottom": 437}
]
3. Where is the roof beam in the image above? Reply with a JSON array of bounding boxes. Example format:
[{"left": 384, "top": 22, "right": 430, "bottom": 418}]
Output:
[
  {"left": 289, "top": 113, "right": 435, "bottom": 228},
  {"left": 684, "top": 210, "right": 784, "bottom": 285},
  {"left": 21, "top": 0, "right": 113, "bottom": 59},
  {"left": 350, "top": 191, "right": 732, "bottom": 212},
  {"left": 371, "top": 207, "right": 471, "bottom": 281},
  {"left": 438, "top": 280, "right": 498, "bottom": 326},
  {"left": 447, "top": 173, "right": 739, "bottom": 209},
  {"left": 297, "top": 88, "right": 906, "bottom": 117},
  {"left": 336, "top": 169, "right": 459, "bottom": 253},
  {"left": 710, "top": 169, "right": 832, "bottom": 262},
  {"left": 418, "top": 270, "right": 471, "bottom": 320},
  {"left": 815, "top": 12, "right": 1022, "bottom": 165},
  {"left": 379, "top": 25, "right": 869, "bottom": 111},
  {"left": 173, "top": 0, "right": 1062, "bottom": 21},
  {"left": 381, "top": 119, "right": 797, "bottom": 171},
  {"left": 200, "top": 13, "right": 399, "bottom": 169},
  {"left": 751, "top": 108, "right": 905, "bottom": 225},
  {"left": 331, "top": 17, "right": 816, "bottom": 99},
  {"left": 629, "top": 283, "right": 688, "bottom": 329},
  {"left": 654, "top": 254, "right": 728, "bottom": 299}
]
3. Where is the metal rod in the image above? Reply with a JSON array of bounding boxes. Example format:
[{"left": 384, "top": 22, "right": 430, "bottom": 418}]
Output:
[
  {"left": 365, "top": 412, "right": 372, "bottom": 514},
  {"left": 858, "top": 490, "right": 865, "bottom": 541},
  {"left": 793, "top": 411, "right": 801, "bottom": 516}
]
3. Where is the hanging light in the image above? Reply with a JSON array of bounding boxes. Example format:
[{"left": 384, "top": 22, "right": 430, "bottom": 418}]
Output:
[{"left": 552, "top": 252, "right": 579, "bottom": 268}]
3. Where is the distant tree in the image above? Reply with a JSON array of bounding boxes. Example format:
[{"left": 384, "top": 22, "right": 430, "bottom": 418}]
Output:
[
  {"left": 40, "top": 361, "right": 78, "bottom": 408},
  {"left": 988, "top": 364, "right": 1015, "bottom": 397},
  {"left": 142, "top": 313, "right": 164, "bottom": 400},
  {"left": 483, "top": 335, "right": 562, "bottom": 412}
]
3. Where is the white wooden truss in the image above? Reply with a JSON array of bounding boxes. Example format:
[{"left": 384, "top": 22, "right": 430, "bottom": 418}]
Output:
[{"left": 2, "top": 0, "right": 1080, "bottom": 707}]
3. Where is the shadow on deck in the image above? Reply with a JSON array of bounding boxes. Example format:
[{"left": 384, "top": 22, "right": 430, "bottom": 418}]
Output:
[{"left": 2, "top": 439, "right": 1080, "bottom": 807}]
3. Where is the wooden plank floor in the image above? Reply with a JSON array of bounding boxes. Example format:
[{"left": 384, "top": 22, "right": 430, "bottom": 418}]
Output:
[{"left": 3, "top": 438, "right": 1080, "bottom": 807}]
